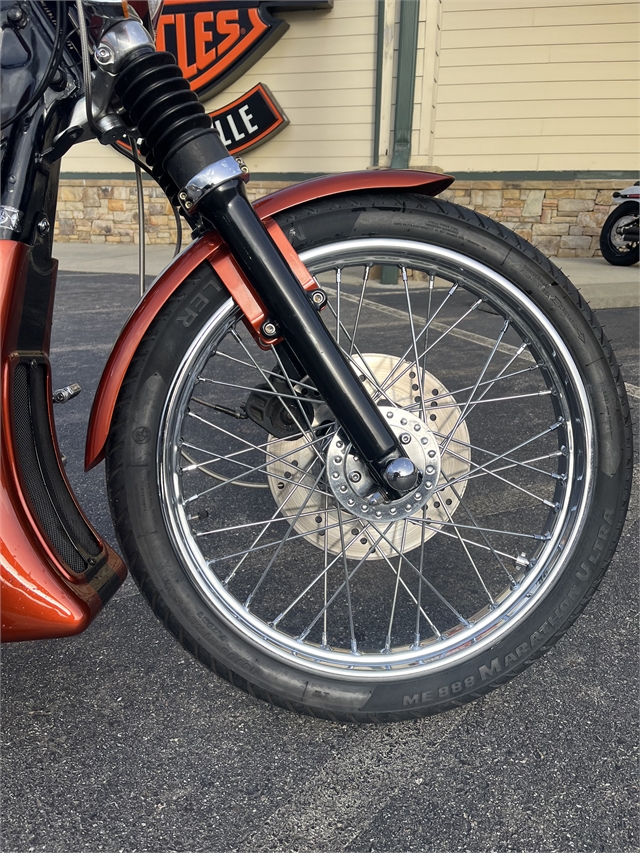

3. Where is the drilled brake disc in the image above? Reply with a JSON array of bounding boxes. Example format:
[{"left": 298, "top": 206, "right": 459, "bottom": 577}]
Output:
[{"left": 267, "top": 354, "right": 470, "bottom": 560}]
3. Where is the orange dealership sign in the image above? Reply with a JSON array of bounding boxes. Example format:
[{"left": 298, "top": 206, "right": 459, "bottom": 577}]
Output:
[{"left": 157, "top": 1, "right": 332, "bottom": 99}]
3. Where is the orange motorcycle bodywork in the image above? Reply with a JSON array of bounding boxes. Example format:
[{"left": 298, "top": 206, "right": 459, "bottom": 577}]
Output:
[
  {"left": 1, "top": 242, "right": 127, "bottom": 641},
  {"left": 1, "top": 170, "right": 451, "bottom": 642}
]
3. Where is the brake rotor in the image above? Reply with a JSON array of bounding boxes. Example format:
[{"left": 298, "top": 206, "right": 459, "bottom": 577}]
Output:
[{"left": 267, "top": 354, "right": 470, "bottom": 560}]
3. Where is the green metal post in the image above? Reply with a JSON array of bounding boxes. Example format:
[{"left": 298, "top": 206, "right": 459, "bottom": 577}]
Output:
[
  {"left": 381, "top": 0, "right": 420, "bottom": 284},
  {"left": 390, "top": 0, "right": 420, "bottom": 169}
]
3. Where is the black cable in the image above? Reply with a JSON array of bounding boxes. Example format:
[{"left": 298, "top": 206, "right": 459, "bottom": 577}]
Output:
[
  {"left": 111, "top": 141, "right": 183, "bottom": 257},
  {"left": 1, "top": 1, "right": 67, "bottom": 131},
  {"left": 130, "top": 136, "right": 146, "bottom": 296},
  {"left": 172, "top": 198, "right": 183, "bottom": 255}
]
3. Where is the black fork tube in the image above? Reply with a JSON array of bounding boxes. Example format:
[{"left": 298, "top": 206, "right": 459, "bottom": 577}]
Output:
[
  {"left": 115, "top": 48, "right": 410, "bottom": 496},
  {"left": 197, "top": 179, "right": 405, "bottom": 494}
]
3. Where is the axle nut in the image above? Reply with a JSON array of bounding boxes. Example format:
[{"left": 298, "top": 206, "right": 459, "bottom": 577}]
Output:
[{"left": 383, "top": 457, "right": 420, "bottom": 493}]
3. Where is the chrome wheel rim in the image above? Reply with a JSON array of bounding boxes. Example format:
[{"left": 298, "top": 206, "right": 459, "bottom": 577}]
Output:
[{"left": 159, "top": 239, "right": 594, "bottom": 681}]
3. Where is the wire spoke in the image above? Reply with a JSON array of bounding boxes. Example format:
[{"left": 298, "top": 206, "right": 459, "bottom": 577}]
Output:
[
  {"left": 423, "top": 389, "right": 553, "bottom": 411},
  {"left": 181, "top": 427, "right": 327, "bottom": 465},
  {"left": 406, "top": 517, "right": 520, "bottom": 564},
  {"left": 440, "top": 318, "right": 510, "bottom": 456},
  {"left": 405, "top": 363, "right": 542, "bottom": 414},
  {"left": 380, "top": 297, "right": 484, "bottom": 395},
  {"left": 183, "top": 441, "right": 327, "bottom": 488},
  {"left": 414, "top": 503, "right": 430, "bottom": 646},
  {"left": 213, "top": 350, "right": 319, "bottom": 395},
  {"left": 209, "top": 519, "right": 346, "bottom": 566},
  {"left": 322, "top": 493, "right": 330, "bottom": 647},
  {"left": 437, "top": 440, "right": 564, "bottom": 501},
  {"left": 231, "top": 329, "right": 326, "bottom": 467},
  {"left": 367, "top": 532, "right": 441, "bottom": 643},
  {"left": 271, "top": 344, "right": 319, "bottom": 436},
  {"left": 321, "top": 298, "right": 391, "bottom": 402},
  {"left": 181, "top": 448, "right": 269, "bottom": 490},
  {"left": 411, "top": 514, "right": 547, "bottom": 542},
  {"left": 449, "top": 450, "right": 565, "bottom": 488},
  {"left": 366, "top": 523, "right": 471, "bottom": 627},
  {"left": 442, "top": 500, "right": 495, "bottom": 605},
  {"left": 441, "top": 419, "right": 564, "bottom": 494},
  {"left": 244, "top": 465, "right": 327, "bottom": 608},
  {"left": 183, "top": 417, "right": 331, "bottom": 503},
  {"left": 198, "top": 507, "right": 344, "bottom": 539},
  {"left": 334, "top": 287, "right": 534, "bottom": 366},
  {"left": 433, "top": 429, "right": 564, "bottom": 479},
  {"left": 384, "top": 520, "right": 409, "bottom": 651},
  {"left": 437, "top": 431, "right": 553, "bottom": 585},
  {"left": 444, "top": 461, "right": 560, "bottom": 509},
  {"left": 335, "top": 267, "right": 341, "bottom": 345},
  {"left": 296, "top": 521, "right": 394, "bottom": 642},
  {"left": 349, "top": 265, "right": 370, "bottom": 356},
  {"left": 196, "top": 376, "right": 314, "bottom": 404},
  {"left": 336, "top": 505, "right": 358, "bottom": 653},
  {"left": 224, "top": 462, "right": 330, "bottom": 587},
  {"left": 376, "top": 282, "right": 460, "bottom": 393},
  {"left": 271, "top": 531, "right": 357, "bottom": 629},
  {"left": 401, "top": 266, "right": 428, "bottom": 423},
  {"left": 224, "top": 503, "right": 297, "bottom": 587}
]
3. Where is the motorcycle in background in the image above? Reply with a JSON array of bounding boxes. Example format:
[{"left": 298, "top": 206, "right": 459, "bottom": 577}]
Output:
[
  {"left": 0, "top": 0, "right": 633, "bottom": 722},
  {"left": 600, "top": 183, "right": 639, "bottom": 266}
]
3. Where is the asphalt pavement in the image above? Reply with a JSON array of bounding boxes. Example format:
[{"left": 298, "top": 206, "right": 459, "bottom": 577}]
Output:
[{"left": 1, "top": 242, "right": 638, "bottom": 853}]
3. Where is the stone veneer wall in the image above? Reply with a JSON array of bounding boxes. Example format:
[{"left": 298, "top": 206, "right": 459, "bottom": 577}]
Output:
[
  {"left": 54, "top": 179, "right": 292, "bottom": 245},
  {"left": 438, "top": 180, "right": 622, "bottom": 258},
  {"left": 55, "top": 178, "right": 624, "bottom": 257}
]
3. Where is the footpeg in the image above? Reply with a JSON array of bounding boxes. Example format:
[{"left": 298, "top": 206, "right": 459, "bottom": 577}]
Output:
[{"left": 53, "top": 383, "right": 81, "bottom": 403}]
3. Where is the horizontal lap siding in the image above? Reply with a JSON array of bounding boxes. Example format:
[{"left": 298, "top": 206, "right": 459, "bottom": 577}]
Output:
[
  {"left": 202, "top": 1, "right": 377, "bottom": 174},
  {"left": 62, "top": 2, "right": 378, "bottom": 176},
  {"left": 447, "top": 0, "right": 640, "bottom": 9},
  {"left": 432, "top": 0, "right": 640, "bottom": 172}
]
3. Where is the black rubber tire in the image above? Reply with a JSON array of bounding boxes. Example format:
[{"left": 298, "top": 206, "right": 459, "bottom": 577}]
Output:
[
  {"left": 599, "top": 201, "right": 639, "bottom": 266},
  {"left": 106, "top": 193, "right": 633, "bottom": 722}
]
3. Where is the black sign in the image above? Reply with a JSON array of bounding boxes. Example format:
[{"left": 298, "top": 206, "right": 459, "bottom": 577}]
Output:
[{"left": 208, "top": 83, "right": 288, "bottom": 153}]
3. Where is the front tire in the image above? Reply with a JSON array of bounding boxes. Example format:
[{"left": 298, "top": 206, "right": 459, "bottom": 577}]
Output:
[{"left": 106, "top": 194, "right": 632, "bottom": 721}]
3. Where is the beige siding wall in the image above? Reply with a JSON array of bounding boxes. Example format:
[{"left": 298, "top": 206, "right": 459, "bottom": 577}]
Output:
[
  {"left": 60, "top": 0, "right": 639, "bottom": 178},
  {"left": 429, "top": 0, "right": 640, "bottom": 172},
  {"left": 62, "top": 0, "right": 378, "bottom": 176},
  {"left": 202, "top": 0, "right": 377, "bottom": 173},
  {"left": 413, "top": 0, "right": 443, "bottom": 165}
]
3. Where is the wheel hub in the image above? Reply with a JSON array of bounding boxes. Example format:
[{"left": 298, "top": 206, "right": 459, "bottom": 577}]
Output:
[
  {"left": 326, "top": 406, "right": 440, "bottom": 521},
  {"left": 267, "top": 354, "right": 471, "bottom": 560}
]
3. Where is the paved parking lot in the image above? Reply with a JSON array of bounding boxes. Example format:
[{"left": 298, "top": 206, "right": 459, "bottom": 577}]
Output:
[{"left": 2, "top": 258, "right": 638, "bottom": 853}]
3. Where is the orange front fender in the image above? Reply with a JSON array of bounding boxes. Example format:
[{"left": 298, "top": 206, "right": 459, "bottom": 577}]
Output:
[{"left": 84, "top": 169, "right": 453, "bottom": 470}]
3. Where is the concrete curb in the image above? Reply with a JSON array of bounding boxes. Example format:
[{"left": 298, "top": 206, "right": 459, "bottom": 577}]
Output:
[{"left": 53, "top": 243, "right": 640, "bottom": 309}]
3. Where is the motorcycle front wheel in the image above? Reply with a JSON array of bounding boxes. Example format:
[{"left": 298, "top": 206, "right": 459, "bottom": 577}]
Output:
[{"left": 107, "top": 193, "right": 632, "bottom": 721}]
